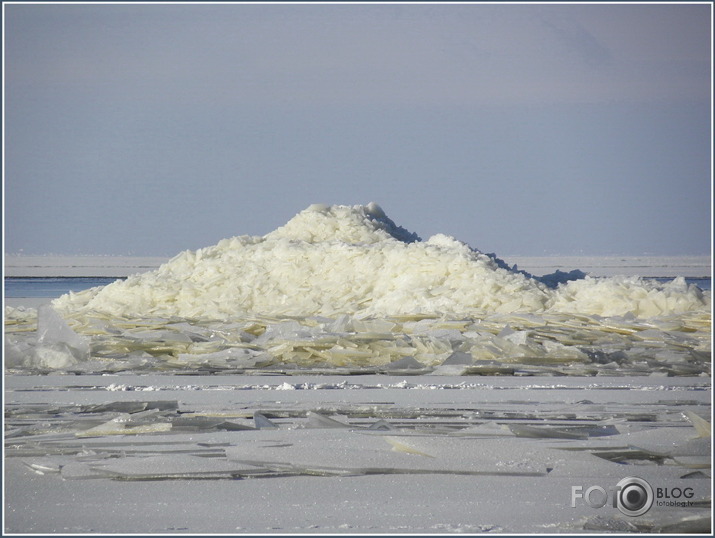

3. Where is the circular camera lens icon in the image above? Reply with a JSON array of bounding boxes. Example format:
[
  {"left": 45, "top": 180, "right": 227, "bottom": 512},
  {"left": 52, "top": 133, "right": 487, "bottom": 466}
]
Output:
[{"left": 616, "top": 477, "right": 653, "bottom": 517}]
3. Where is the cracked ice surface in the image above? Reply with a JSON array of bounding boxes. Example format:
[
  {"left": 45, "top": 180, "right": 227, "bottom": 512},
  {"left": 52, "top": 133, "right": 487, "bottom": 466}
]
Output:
[{"left": 4, "top": 375, "right": 711, "bottom": 533}]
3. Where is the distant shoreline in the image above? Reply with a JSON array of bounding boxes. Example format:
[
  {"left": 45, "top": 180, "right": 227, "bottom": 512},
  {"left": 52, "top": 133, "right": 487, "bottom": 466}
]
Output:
[
  {"left": 4, "top": 256, "right": 170, "bottom": 278},
  {"left": 4, "top": 255, "right": 711, "bottom": 279}
]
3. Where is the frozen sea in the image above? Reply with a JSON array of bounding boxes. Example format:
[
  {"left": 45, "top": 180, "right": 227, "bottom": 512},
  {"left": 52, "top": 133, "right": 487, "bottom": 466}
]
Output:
[{"left": 3, "top": 252, "right": 712, "bottom": 535}]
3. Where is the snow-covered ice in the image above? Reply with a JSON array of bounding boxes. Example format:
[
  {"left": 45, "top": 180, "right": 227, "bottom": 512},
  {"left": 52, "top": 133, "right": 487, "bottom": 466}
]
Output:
[
  {"left": 3, "top": 203, "right": 712, "bottom": 534},
  {"left": 4, "top": 375, "right": 711, "bottom": 533}
]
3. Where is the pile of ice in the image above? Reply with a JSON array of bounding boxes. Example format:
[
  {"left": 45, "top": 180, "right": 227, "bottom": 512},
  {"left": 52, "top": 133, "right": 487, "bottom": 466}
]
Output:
[{"left": 52, "top": 203, "right": 708, "bottom": 320}]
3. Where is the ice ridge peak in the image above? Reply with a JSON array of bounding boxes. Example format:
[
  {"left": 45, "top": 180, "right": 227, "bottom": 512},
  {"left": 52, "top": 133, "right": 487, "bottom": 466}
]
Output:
[{"left": 265, "top": 202, "right": 421, "bottom": 244}]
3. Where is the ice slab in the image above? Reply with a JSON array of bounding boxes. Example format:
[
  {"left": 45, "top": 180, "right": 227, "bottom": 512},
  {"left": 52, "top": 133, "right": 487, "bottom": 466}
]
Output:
[
  {"left": 225, "top": 430, "right": 551, "bottom": 477},
  {"left": 4, "top": 305, "right": 91, "bottom": 369},
  {"left": 76, "top": 416, "right": 173, "bottom": 437},
  {"left": 62, "top": 454, "right": 266, "bottom": 480},
  {"left": 254, "top": 412, "right": 280, "bottom": 430},
  {"left": 37, "top": 305, "right": 90, "bottom": 356}
]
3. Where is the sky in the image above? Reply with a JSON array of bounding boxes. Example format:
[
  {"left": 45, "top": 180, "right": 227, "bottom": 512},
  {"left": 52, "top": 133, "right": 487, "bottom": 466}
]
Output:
[{"left": 3, "top": 1, "right": 712, "bottom": 257}]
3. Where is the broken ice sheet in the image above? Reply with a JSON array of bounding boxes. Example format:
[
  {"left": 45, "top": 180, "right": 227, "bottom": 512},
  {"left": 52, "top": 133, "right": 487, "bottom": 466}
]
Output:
[
  {"left": 551, "top": 416, "right": 713, "bottom": 471},
  {"left": 6, "top": 303, "right": 711, "bottom": 375},
  {"left": 254, "top": 412, "right": 280, "bottom": 430},
  {"left": 36, "top": 305, "right": 90, "bottom": 355},
  {"left": 76, "top": 415, "right": 173, "bottom": 437},
  {"left": 173, "top": 347, "right": 273, "bottom": 369},
  {"left": 684, "top": 409, "right": 711, "bottom": 437},
  {"left": 378, "top": 355, "right": 433, "bottom": 374},
  {"left": 61, "top": 454, "right": 267, "bottom": 480},
  {"left": 305, "top": 411, "right": 353, "bottom": 429},
  {"left": 23, "top": 457, "right": 73, "bottom": 475},
  {"left": 71, "top": 406, "right": 256, "bottom": 437},
  {"left": 508, "top": 424, "right": 589, "bottom": 440},
  {"left": 225, "top": 429, "right": 552, "bottom": 477},
  {"left": 4, "top": 305, "right": 90, "bottom": 370},
  {"left": 171, "top": 416, "right": 255, "bottom": 432}
]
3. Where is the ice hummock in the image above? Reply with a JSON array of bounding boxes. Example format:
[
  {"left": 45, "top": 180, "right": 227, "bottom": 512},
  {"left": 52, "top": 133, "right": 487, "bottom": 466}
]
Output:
[
  {"left": 50, "top": 203, "right": 708, "bottom": 320},
  {"left": 5, "top": 203, "right": 710, "bottom": 374}
]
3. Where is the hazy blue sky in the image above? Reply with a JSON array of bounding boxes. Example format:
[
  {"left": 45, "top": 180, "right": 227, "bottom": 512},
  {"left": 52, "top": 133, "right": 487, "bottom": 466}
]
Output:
[{"left": 4, "top": 2, "right": 712, "bottom": 256}]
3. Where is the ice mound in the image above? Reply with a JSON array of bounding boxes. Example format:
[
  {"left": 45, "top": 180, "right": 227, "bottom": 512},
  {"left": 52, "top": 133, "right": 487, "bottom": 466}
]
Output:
[{"left": 52, "top": 203, "right": 709, "bottom": 320}]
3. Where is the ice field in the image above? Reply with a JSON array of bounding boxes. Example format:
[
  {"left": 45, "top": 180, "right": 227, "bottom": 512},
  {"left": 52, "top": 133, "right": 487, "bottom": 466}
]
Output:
[
  {"left": 3, "top": 203, "right": 712, "bottom": 534},
  {"left": 4, "top": 374, "right": 712, "bottom": 534}
]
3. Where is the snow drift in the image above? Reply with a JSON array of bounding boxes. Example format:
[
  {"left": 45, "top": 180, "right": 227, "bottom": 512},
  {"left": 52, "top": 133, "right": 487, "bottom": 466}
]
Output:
[{"left": 52, "top": 203, "right": 708, "bottom": 320}]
